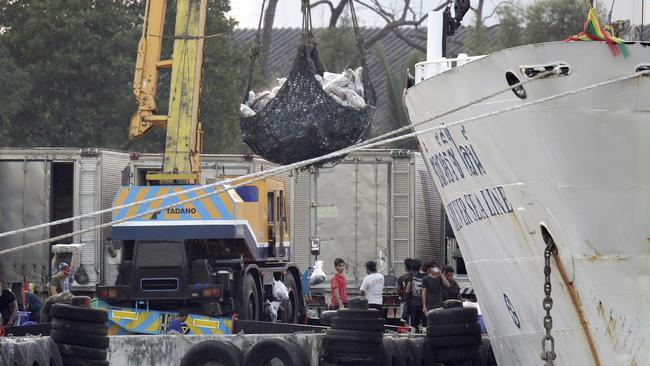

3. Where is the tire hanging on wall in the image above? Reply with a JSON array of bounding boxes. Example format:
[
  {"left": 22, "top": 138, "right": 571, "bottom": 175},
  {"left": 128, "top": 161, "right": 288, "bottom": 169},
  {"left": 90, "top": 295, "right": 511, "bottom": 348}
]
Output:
[
  {"left": 382, "top": 337, "right": 405, "bottom": 366},
  {"left": 243, "top": 338, "right": 308, "bottom": 366},
  {"left": 180, "top": 340, "right": 244, "bottom": 366}
]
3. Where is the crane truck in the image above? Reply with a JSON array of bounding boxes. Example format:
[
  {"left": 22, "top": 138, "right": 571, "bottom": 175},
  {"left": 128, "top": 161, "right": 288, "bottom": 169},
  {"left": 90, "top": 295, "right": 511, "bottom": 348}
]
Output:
[{"left": 95, "top": 0, "right": 303, "bottom": 327}]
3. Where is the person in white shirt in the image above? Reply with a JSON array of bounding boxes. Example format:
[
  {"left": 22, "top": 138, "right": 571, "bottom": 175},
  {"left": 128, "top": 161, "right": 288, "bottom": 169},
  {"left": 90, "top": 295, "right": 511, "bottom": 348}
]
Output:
[{"left": 360, "top": 261, "right": 385, "bottom": 317}]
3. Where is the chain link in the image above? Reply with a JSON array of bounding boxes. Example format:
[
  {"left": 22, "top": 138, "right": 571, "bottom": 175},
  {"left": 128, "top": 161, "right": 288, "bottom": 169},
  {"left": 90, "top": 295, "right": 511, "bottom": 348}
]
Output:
[{"left": 540, "top": 241, "right": 557, "bottom": 365}]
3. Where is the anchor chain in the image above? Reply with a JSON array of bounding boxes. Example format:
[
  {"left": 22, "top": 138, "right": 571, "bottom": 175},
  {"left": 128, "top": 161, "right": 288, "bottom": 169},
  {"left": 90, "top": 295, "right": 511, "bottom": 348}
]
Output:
[{"left": 540, "top": 240, "right": 557, "bottom": 365}]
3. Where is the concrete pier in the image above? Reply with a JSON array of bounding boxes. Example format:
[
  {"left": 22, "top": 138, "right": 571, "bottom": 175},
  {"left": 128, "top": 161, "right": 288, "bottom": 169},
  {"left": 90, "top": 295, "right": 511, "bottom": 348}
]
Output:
[{"left": 107, "top": 333, "right": 326, "bottom": 365}]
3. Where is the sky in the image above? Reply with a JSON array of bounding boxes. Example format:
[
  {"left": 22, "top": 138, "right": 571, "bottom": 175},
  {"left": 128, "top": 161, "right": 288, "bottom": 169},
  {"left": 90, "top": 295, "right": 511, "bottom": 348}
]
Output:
[{"left": 227, "top": 0, "right": 649, "bottom": 29}]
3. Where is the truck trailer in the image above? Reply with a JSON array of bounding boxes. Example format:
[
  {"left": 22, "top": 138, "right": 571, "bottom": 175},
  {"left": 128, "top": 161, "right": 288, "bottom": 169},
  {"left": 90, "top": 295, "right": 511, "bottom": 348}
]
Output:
[{"left": 289, "top": 149, "right": 447, "bottom": 312}]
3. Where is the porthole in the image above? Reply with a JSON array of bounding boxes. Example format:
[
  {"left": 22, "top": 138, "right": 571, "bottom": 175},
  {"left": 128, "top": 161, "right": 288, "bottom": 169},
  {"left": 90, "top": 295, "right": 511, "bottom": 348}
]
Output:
[{"left": 506, "top": 71, "right": 526, "bottom": 99}]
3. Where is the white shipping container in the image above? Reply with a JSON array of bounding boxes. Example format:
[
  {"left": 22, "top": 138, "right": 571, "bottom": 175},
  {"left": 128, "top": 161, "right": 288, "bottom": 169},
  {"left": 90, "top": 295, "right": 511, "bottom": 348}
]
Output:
[{"left": 0, "top": 148, "right": 130, "bottom": 290}]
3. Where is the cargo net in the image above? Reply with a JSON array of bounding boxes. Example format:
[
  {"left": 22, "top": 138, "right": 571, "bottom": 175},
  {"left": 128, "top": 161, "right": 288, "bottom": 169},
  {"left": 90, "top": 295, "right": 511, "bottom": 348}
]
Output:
[{"left": 240, "top": 41, "right": 376, "bottom": 167}]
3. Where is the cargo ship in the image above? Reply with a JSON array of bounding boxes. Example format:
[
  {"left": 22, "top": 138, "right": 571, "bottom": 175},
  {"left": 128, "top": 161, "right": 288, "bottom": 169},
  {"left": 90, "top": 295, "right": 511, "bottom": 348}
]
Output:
[{"left": 403, "top": 9, "right": 650, "bottom": 366}]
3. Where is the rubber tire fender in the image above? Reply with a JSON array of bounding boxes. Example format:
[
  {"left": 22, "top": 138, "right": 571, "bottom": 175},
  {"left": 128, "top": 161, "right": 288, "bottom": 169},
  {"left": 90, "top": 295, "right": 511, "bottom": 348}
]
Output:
[
  {"left": 432, "top": 346, "right": 480, "bottom": 363},
  {"left": 335, "top": 308, "right": 382, "bottom": 319},
  {"left": 60, "top": 356, "right": 109, "bottom": 366},
  {"left": 410, "top": 337, "right": 435, "bottom": 366},
  {"left": 348, "top": 297, "right": 369, "bottom": 310},
  {"left": 52, "top": 318, "right": 108, "bottom": 336},
  {"left": 179, "top": 340, "right": 244, "bottom": 366},
  {"left": 319, "top": 310, "right": 337, "bottom": 326},
  {"left": 425, "top": 334, "right": 482, "bottom": 349},
  {"left": 3, "top": 341, "right": 26, "bottom": 366},
  {"left": 479, "top": 336, "right": 498, "bottom": 366},
  {"left": 50, "top": 329, "right": 109, "bottom": 349},
  {"left": 50, "top": 304, "right": 108, "bottom": 323},
  {"left": 426, "top": 307, "right": 478, "bottom": 325},
  {"left": 243, "top": 338, "right": 308, "bottom": 366},
  {"left": 17, "top": 340, "right": 49, "bottom": 366},
  {"left": 383, "top": 337, "right": 405, "bottom": 366},
  {"left": 35, "top": 337, "right": 64, "bottom": 366},
  {"left": 397, "top": 337, "right": 417, "bottom": 366},
  {"left": 324, "top": 351, "right": 384, "bottom": 365},
  {"left": 331, "top": 317, "right": 384, "bottom": 331},
  {"left": 57, "top": 343, "right": 107, "bottom": 361},
  {"left": 325, "top": 329, "right": 384, "bottom": 343},
  {"left": 426, "top": 322, "right": 481, "bottom": 337},
  {"left": 323, "top": 339, "right": 381, "bottom": 355}
]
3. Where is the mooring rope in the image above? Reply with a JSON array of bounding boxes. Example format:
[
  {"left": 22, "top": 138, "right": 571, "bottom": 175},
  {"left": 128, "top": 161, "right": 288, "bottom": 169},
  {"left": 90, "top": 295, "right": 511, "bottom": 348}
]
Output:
[{"left": 0, "top": 69, "right": 647, "bottom": 256}]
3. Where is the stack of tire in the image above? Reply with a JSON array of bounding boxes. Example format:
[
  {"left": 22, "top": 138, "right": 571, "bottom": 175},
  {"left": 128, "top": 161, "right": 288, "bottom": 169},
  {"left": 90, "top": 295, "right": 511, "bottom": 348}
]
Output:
[
  {"left": 321, "top": 297, "right": 385, "bottom": 365},
  {"left": 50, "top": 299, "right": 109, "bottom": 366},
  {"left": 425, "top": 305, "right": 482, "bottom": 365}
]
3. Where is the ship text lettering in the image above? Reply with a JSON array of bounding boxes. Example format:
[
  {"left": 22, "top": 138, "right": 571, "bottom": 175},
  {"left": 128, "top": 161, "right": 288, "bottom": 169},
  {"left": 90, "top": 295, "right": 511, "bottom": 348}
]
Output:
[{"left": 446, "top": 186, "right": 513, "bottom": 231}]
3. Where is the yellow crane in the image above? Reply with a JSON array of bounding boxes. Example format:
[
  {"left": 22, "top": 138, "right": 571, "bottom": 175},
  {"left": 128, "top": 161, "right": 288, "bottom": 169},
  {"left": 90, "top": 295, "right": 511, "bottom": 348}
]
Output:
[
  {"left": 129, "top": 0, "right": 206, "bottom": 184},
  {"left": 97, "top": 0, "right": 302, "bottom": 325}
]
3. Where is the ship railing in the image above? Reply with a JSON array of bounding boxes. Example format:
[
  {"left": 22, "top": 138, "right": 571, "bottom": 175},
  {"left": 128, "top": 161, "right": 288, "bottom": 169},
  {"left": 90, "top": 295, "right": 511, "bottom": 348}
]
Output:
[{"left": 414, "top": 54, "right": 485, "bottom": 84}]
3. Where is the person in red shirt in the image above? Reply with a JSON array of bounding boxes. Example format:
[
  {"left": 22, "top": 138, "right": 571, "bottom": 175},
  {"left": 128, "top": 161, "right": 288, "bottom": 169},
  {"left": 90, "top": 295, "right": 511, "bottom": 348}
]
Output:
[{"left": 329, "top": 258, "right": 348, "bottom": 309}]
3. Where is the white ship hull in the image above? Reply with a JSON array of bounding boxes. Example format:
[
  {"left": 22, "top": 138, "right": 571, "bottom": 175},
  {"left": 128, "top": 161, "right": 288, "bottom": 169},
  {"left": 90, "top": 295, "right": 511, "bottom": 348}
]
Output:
[{"left": 404, "top": 42, "right": 650, "bottom": 365}]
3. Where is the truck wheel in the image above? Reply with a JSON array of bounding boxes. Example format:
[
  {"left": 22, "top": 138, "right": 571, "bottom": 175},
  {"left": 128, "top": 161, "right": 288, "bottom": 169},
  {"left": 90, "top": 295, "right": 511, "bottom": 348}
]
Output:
[
  {"left": 281, "top": 274, "right": 299, "bottom": 324},
  {"left": 240, "top": 273, "right": 260, "bottom": 321}
]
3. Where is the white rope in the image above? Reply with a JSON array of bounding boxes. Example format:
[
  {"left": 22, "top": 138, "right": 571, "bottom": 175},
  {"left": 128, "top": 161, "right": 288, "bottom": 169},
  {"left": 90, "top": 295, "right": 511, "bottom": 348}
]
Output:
[
  {"left": 0, "top": 68, "right": 558, "bottom": 242},
  {"left": 0, "top": 70, "right": 646, "bottom": 256}
]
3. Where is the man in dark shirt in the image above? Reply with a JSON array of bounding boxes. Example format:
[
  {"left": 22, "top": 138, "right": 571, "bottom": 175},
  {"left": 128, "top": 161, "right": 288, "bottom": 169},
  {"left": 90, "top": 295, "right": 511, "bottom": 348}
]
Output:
[
  {"left": 421, "top": 261, "right": 450, "bottom": 314},
  {"left": 441, "top": 265, "right": 461, "bottom": 302},
  {"left": 396, "top": 258, "right": 413, "bottom": 323},
  {"left": 0, "top": 288, "right": 18, "bottom": 326},
  {"left": 406, "top": 259, "right": 424, "bottom": 328}
]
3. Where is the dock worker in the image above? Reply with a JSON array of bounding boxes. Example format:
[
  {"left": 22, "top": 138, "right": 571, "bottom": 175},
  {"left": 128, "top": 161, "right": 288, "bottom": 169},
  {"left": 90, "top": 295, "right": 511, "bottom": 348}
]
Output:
[
  {"left": 49, "top": 263, "right": 72, "bottom": 296},
  {"left": 441, "top": 265, "right": 461, "bottom": 302},
  {"left": 329, "top": 258, "right": 348, "bottom": 310},
  {"left": 167, "top": 308, "right": 190, "bottom": 334},
  {"left": 360, "top": 260, "right": 385, "bottom": 316},
  {"left": 421, "top": 261, "right": 451, "bottom": 315}
]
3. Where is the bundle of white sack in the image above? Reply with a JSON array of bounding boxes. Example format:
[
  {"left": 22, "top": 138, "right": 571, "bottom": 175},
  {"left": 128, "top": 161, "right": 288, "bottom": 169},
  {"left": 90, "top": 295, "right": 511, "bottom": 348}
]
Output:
[{"left": 240, "top": 66, "right": 366, "bottom": 117}]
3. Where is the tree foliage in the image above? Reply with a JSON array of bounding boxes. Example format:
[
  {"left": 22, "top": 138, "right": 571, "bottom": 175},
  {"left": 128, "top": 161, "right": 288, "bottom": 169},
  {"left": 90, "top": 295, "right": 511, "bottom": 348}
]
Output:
[
  {"left": 522, "top": 0, "right": 592, "bottom": 44},
  {"left": 315, "top": 17, "right": 358, "bottom": 72},
  {"left": 0, "top": 0, "right": 142, "bottom": 148},
  {"left": 0, "top": 0, "right": 248, "bottom": 153},
  {"left": 374, "top": 43, "right": 421, "bottom": 149}
]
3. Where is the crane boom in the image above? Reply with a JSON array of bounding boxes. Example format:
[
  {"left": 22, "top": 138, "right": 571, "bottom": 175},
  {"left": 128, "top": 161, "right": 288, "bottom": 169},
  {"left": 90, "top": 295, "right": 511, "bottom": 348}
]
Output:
[{"left": 128, "top": 0, "right": 206, "bottom": 184}]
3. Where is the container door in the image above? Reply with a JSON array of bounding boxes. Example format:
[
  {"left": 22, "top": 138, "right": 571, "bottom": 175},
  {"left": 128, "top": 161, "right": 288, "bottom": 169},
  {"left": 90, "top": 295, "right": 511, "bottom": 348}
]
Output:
[
  {"left": 316, "top": 160, "right": 390, "bottom": 283},
  {"left": 0, "top": 160, "right": 52, "bottom": 283}
]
